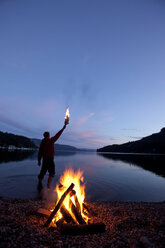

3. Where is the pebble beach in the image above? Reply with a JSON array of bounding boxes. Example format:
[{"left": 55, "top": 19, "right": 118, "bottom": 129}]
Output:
[{"left": 0, "top": 198, "right": 165, "bottom": 248}]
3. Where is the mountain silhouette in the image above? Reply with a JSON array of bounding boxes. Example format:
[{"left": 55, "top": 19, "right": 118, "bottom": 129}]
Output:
[
  {"left": 31, "top": 138, "right": 80, "bottom": 152},
  {"left": 97, "top": 128, "right": 165, "bottom": 154}
]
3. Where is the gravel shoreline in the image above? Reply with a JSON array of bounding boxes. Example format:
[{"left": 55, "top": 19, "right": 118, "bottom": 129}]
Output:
[{"left": 0, "top": 198, "right": 165, "bottom": 248}]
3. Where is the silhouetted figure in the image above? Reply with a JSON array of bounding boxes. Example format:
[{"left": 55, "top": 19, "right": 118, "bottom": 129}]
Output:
[{"left": 37, "top": 123, "right": 67, "bottom": 190}]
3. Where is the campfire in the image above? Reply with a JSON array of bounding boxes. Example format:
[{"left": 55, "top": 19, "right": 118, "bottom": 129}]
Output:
[{"left": 40, "top": 168, "right": 105, "bottom": 235}]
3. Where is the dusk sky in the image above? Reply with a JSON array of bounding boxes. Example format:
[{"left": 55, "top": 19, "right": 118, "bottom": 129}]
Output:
[{"left": 0, "top": 0, "right": 165, "bottom": 149}]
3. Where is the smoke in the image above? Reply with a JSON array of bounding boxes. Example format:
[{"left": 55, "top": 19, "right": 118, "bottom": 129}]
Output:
[
  {"left": 41, "top": 188, "right": 57, "bottom": 203},
  {"left": 62, "top": 78, "right": 100, "bottom": 108}
]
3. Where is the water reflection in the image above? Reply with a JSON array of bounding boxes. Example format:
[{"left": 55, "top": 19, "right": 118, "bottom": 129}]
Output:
[
  {"left": 55, "top": 151, "right": 78, "bottom": 157},
  {"left": 98, "top": 153, "right": 165, "bottom": 178},
  {"left": 0, "top": 151, "right": 165, "bottom": 201},
  {"left": 0, "top": 149, "right": 36, "bottom": 163},
  {"left": 0, "top": 150, "right": 78, "bottom": 163}
]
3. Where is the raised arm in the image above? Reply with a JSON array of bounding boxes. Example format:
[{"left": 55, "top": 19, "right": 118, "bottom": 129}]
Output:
[{"left": 51, "top": 124, "right": 66, "bottom": 143}]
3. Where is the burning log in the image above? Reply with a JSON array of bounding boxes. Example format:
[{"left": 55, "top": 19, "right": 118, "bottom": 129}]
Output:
[
  {"left": 56, "top": 217, "right": 65, "bottom": 227},
  {"left": 59, "top": 222, "right": 106, "bottom": 235},
  {"left": 60, "top": 205, "right": 76, "bottom": 224},
  {"left": 44, "top": 183, "right": 75, "bottom": 227},
  {"left": 70, "top": 190, "right": 81, "bottom": 213},
  {"left": 82, "top": 202, "right": 95, "bottom": 217},
  {"left": 82, "top": 202, "right": 90, "bottom": 213},
  {"left": 69, "top": 199, "right": 86, "bottom": 224}
]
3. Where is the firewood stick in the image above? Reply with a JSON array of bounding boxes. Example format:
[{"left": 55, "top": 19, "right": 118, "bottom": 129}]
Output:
[
  {"left": 37, "top": 208, "right": 51, "bottom": 217},
  {"left": 60, "top": 205, "right": 76, "bottom": 224},
  {"left": 44, "top": 183, "right": 74, "bottom": 227},
  {"left": 82, "top": 202, "right": 89, "bottom": 211},
  {"left": 82, "top": 209, "right": 91, "bottom": 220},
  {"left": 59, "top": 222, "right": 106, "bottom": 235},
  {"left": 83, "top": 203, "right": 95, "bottom": 217},
  {"left": 70, "top": 190, "right": 81, "bottom": 213},
  {"left": 70, "top": 189, "right": 76, "bottom": 197},
  {"left": 74, "top": 195, "right": 81, "bottom": 213},
  {"left": 82, "top": 210, "right": 91, "bottom": 219},
  {"left": 56, "top": 217, "right": 65, "bottom": 227},
  {"left": 69, "top": 199, "right": 86, "bottom": 224}
]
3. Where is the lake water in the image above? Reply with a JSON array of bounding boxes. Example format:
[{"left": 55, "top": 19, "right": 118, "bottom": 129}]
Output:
[{"left": 0, "top": 150, "right": 165, "bottom": 202}]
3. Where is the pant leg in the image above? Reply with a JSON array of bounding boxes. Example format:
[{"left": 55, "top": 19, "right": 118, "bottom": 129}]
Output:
[
  {"left": 47, "top": 158, "right": 55, "bottom": 177},
  {"left": 38, "top": 159, "right": 48, "bottom": 180}
]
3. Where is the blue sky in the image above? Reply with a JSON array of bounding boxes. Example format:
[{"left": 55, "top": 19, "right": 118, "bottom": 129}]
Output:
[{"left": 0, "top": 0, "right": 165, "bottom": 148}]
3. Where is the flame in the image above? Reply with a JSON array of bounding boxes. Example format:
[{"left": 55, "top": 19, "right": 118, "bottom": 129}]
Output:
[
  {"left": 53, "top": 168, "right": 87, "bottom": 224},
  {"left": 65, "top": 107, "right": 70, "bottom": 120}
]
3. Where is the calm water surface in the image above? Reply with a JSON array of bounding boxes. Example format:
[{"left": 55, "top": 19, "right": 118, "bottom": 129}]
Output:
[{"left": 0, "top": 150, "right": 165, "bottom": 202}]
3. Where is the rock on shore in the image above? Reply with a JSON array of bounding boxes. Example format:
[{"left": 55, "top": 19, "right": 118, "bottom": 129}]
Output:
[{"left": 0, "top": 199, "right": 165, "bottom": 248}]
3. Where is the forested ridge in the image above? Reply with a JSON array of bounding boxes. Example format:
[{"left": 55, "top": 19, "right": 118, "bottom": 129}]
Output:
[
  {"left": 0, "top": 131, "right": 36, "bottom": 148},
  {"left": 97, "top": 128, "right": 165, "bottom": 154}
]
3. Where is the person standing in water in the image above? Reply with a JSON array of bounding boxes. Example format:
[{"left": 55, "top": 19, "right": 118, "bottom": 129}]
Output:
[{"left": 37, "top": 121, "right": 68, "bottom": 190}]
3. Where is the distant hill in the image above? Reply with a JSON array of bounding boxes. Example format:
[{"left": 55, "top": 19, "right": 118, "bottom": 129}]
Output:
[
  {"left": 79, "top": 148, "right": 96, "bottom": 152},
  {"left": 0, "top": 131, "right": 36, "bottom": 149},
  {"left": 55, "top": 143, "right": 80, "bottom": 151},
  {"left": 0, "top": 131, "right": 87, "bottom": 152},
  {"left": 31, "top": 138, "right": 80, "bottom": 151},
  {"left": 97, "top": 128, "right": 165, "bottom": 154},
  {"left": 30, "top": 138, "right": 41, "bottom": 147}
]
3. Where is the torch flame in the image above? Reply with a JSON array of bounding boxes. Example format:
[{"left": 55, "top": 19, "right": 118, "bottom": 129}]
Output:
[
  {"left": 65, "top": 107, "right": 70, "bottom": 120},
  {"left": 53, "top": 168, "right": 87, "bottom": 224}
]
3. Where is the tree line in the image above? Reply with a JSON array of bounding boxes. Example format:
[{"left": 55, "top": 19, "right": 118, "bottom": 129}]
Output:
[{"left": 0, "top": 131, "right": 37, "bottom": 148}]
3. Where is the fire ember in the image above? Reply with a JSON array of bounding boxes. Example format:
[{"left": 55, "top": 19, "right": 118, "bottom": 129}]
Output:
[{"left": 43, "top": 168, "right": 105, "bottom": 235}]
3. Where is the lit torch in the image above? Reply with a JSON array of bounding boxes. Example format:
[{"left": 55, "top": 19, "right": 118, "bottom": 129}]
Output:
[{"left": 64, "top": 107, "right": 69, "bottom": 125}]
